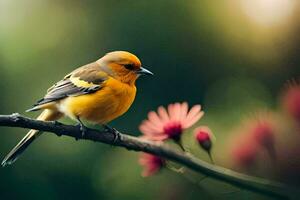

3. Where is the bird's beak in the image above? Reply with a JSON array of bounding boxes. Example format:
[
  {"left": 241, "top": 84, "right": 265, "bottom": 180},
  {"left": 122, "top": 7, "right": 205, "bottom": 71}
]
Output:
[{"left": 136, "top": 67, "right": 154, "bottom": 76}]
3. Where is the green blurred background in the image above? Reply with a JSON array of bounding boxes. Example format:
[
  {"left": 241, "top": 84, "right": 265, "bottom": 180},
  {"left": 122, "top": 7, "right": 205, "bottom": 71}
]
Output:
[{"left": 0, "top": 0, "right": 300, "bottom": 199}]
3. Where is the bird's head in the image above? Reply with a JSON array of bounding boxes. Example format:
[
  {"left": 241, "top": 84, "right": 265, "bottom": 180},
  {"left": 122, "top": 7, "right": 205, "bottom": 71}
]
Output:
[{"left": 96, "top": 51, "right": 153, "bottom": 85}]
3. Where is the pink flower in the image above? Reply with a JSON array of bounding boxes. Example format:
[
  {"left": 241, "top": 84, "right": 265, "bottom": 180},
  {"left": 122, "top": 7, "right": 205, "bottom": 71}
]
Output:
[
  {"left": 139, "top": 153, "right": 164, "bottom": 177},
  {"left": 251, "top": 121, "right": 274, "bottom": 149},
  {"left": 231, "top": 141, "right": 258, "bottom": 167},
  {"left": 194, "top": 126, "right": 213, "bottom": 152},
  {"left": 139, "top": 102, "right": 204, "bottom": 141},
  {"left": 231, "top": 112, "right": 276, "bottom": 163},
  {"left": 250, "top": 118, "right": 276, "bottom": 159},
  {"left": 281, "top": 83, "right": 300, "bottom": 123}
]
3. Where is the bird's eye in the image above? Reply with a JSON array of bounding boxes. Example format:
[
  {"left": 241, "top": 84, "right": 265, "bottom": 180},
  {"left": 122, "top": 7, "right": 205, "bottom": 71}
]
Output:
[{"left": 124, "top": 64, "right": 135, "bottom": 70}]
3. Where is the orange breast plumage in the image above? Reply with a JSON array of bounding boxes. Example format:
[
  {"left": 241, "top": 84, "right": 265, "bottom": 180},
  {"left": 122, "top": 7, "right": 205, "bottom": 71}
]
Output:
[{"left": 58, "top": 78, "right": 137, "bottom": 124}]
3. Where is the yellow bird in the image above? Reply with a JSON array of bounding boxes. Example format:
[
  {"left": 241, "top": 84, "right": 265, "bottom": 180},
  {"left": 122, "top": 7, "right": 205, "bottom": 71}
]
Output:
[{"left": 2, "top": 51, "right": 153, "bottom": 166}]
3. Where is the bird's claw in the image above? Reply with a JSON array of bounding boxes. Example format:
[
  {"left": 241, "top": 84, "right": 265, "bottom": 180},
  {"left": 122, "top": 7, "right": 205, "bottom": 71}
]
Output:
[
  {"left": 103, "top": 124, "right": 121, "bottom": 143},
  {"left": 76, "top": 122, "right": 87, "bottom": 140},
  {"left": 75, "top": 117, "right": 88, "bottom": 140}
]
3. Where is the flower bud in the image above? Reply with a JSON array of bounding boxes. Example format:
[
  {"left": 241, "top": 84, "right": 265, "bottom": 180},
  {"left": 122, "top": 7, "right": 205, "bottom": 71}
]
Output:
[{"left": 194, "top": 126, "right": 213, "bottom": 152}]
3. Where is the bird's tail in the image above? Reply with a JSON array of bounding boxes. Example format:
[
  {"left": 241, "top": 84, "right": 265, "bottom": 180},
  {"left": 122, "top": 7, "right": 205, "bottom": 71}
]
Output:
[{"left": 1, "top": 109, "right": 62, "bottom": 167}]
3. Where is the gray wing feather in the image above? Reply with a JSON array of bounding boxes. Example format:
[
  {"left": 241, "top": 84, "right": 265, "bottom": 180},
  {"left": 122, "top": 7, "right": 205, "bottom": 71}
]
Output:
[
  {"left": 28, "top": 62, "right": 107, "bottom": 109},
  {"left": 33, "top": 79, "right": 101, "bottom": 106}
]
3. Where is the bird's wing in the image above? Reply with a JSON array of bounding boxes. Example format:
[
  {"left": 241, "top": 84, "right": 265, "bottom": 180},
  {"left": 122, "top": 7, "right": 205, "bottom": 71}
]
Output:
[{"left": 30, "top": 62, "right": 109, "bottom": 108}]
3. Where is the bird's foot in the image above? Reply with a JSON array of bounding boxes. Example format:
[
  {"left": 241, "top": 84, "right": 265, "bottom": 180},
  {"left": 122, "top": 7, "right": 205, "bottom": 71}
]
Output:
[
  {"left": 76, "top": 120, "right": 88, "bottom": 139},
  {"left": 103, "top": 124, "right": 121, "bottom": 143}
]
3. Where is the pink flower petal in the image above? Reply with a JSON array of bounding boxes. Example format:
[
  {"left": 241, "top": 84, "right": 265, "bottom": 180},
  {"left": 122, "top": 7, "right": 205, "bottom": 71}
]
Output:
[
  {"left": 139, "top": 124, "right": 156, "bottom": 135},
  {"left": 140, "top": 120, "right": 162, "bottom": 134},
  {"left": 168, "top": 103, "right": 175, "bottom": 120},
  {"left": 139, "top": 157, "right": 148, "bottom": 165},
  {"left": 142, "top": 165, "right": 159, "bottom": 177},
  {"left": 180, "top": 102, "right": 188, "bottom": 121},
  {"left": 139, "top": 153, "right": 164, "bottom": 177},
  {"left": 148, "top": 111, "right": 164, "bottom": 130},
  {"left": 145, "top": 121, "right": 163, "bottom": 133},
  {"left": 139, "top": 122, "right": 167, "bottom": 141},
  {"left": 183, "top": 111, "right": 204, "bottom": 128},
  {"left": 140, "top": 127, "right": 158, "bottom": 137},
  {"left": 184, "top": 105, "right": 202, "bottom": 123},
  {"left": 157, "top": 106, "right": 170, "bottom": 123},
  {"left": 172, "top": 103, "right": 181, "bottom": 121}
]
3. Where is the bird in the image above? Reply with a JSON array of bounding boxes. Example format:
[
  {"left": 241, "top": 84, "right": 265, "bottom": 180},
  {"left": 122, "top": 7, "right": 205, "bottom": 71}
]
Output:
[{"left": 2, "top": 51, "right": 153, "bottom": 167}]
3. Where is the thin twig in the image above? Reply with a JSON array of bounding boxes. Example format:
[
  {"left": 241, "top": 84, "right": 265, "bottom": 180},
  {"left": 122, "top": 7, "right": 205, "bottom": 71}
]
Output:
[{"left": 0, "top": 113, "right": 291, "bottom": 199}]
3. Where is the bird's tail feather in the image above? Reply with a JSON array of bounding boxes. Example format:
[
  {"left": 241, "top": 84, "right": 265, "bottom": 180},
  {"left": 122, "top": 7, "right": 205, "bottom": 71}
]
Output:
[
  {"left": 1, "top": 129, "right": 40, "bottom": 166},
  {"left": 1, "top": 109, "right": 62, "bottom": 167}
]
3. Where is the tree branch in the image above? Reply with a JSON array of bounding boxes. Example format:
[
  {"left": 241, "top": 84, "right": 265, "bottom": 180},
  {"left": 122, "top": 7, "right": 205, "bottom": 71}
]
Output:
[{"left": 0, "top": 113, "right": 291, "bottom": 199}]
